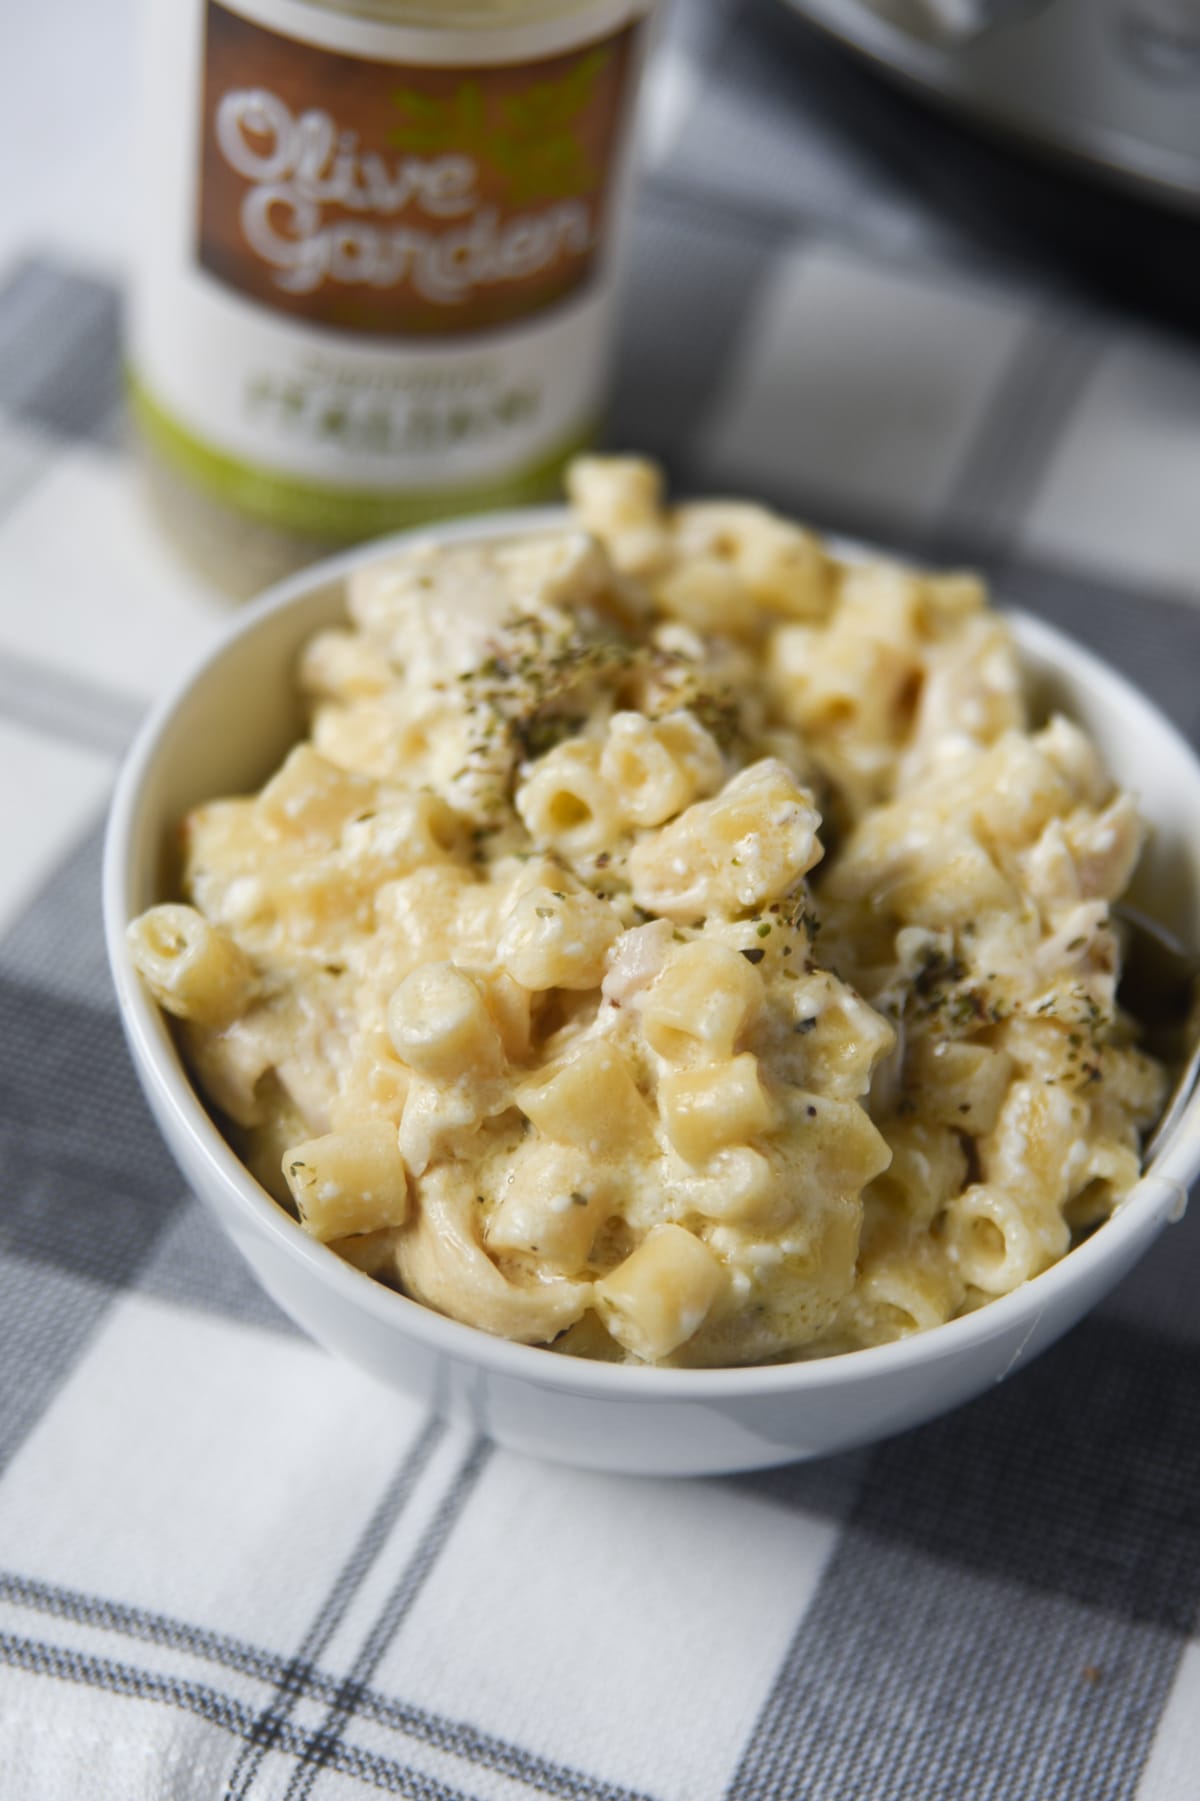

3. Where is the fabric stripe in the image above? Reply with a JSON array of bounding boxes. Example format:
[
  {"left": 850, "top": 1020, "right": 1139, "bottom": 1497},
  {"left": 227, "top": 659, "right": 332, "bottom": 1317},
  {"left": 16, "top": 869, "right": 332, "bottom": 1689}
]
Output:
[
  {"left": 132, "top": 1191, "right": 298, "bottom": 1335},
  {"left": 604, "top": 182, "right": 779, "bottom": 477},
  {"left": 658, "top": 0, "right": 736, "bottom": 60},
  {"left": 224, "top": 1415, "right": 447, "bottom": 1800},
  {"left": 0, "top": 973, "right": 189, "bottom": 1472},
  {"left": 0, "top": 975, "right": 186, "bottom": 1291},
  {"left": 724, "top": 1543, "right": 1178, "bottom": 1801},
  {"left": 0, "top": 1633, "right": 476, "bottom": 1801},
  {"left": 0, "top": 419, "right": 51, "bottom": 521},
  {"left": 0, "top": 646, "right": 143, "bottom": 757},
  {"left": 994, "top": 558, "right": 1200, "bottom": 750},
  {"left": 641, "top": 165, "right": 817, "bottom": 254},
  {"left": 938, "top": 310, "right": 1106, "bottom": 562},
  {"left": 0, "top": 815, "right": 115, "bottom": 1010},
  {"left": 285, "top": 1438, "right": 493, "bottom": 1801},
  {"left": 726, "top": 1317, "right": 1200, "bottom": 1801},
  {"left": 0, "top": 1570, "right": 659, "bottom": 1801},
  {"left": 0, "top": 1264, "right": 114, "bottom": 1481},
  {"left": 0, "top": 1571, "right": 312, "bottom": 1691},
  {"left": 656, "top": 0, "right": 954, "bottom": 258},
  {"left": 851, "top": 1319, "right": 1200, "bottom": 1630},
  {"left": 728, "top": 1444, "right": 871, "bottom": 1523},
  {"left": 1136, "top": 1640, "right": 1200, "bottom": 1800},
  {"left": 0, "top": 258, "right": 123, "bottom": 446}
]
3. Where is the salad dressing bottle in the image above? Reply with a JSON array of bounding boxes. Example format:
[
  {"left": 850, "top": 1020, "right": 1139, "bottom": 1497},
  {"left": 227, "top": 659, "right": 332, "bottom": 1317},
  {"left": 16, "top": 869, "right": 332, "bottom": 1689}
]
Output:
[{"left": 130, "top": 0, "right": 658, "bottom": 593}]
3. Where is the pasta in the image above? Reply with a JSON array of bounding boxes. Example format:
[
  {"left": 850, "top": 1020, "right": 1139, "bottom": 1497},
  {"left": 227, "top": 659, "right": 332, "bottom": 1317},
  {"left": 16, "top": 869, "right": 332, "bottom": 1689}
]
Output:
[{"left": 128, "top": 455, "right": 1169, "bottom": 1365}]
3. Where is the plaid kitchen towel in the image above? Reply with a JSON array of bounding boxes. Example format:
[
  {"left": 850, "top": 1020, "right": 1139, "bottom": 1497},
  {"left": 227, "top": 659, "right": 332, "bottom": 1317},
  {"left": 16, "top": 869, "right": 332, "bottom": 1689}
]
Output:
[{"left": 2, "top": 1, "right": 1200, "bottom": 1796}]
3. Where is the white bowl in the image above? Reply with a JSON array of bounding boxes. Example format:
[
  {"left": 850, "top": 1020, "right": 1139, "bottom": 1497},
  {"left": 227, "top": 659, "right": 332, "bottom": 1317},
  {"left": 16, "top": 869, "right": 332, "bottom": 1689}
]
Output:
[{"left": 103, "top": 512, "right": 1200, "bottom": 1476}]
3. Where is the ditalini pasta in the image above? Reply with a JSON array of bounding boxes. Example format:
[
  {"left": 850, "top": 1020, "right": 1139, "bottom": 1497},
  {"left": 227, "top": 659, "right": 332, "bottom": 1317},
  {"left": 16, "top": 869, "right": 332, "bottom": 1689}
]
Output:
[{"left": 128, "top": 457, "right": 1167, "bottom": 1364}]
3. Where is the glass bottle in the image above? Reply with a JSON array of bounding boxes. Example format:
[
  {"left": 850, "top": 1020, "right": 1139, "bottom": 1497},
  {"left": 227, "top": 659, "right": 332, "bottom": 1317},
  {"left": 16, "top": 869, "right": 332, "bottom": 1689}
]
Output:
[{"left": 130, "top": 0, "right": 659, "bottom": 594}]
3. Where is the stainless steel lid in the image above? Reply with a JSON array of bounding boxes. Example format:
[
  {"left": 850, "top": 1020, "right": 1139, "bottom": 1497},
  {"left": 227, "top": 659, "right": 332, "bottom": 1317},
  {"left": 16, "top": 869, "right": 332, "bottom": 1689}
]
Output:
[{"left": 781, "top": 0, "right": 1200, "bottom": 214}]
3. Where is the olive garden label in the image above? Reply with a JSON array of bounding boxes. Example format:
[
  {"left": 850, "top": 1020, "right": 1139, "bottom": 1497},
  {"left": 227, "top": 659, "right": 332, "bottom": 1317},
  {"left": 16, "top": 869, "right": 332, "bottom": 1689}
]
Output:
[
  {"left": 130, "top": 0, "right": 652, "bottom": 538},
  {"left": 197, "top": 2, "right": 638, "bottom": 335}
]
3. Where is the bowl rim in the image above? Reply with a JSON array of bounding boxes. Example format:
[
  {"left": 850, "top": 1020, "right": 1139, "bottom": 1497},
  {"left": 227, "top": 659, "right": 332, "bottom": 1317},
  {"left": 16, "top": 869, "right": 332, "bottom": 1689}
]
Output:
[{"left": 103, "top": 508, "right": 1200, "bottom": 1400}]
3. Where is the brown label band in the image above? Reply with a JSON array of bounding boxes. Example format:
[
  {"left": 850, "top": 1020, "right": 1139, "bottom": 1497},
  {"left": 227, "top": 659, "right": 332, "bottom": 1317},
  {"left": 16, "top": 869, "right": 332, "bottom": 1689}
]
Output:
[{"left": 196, "top": 1, "right": 641, "bottom": 339}]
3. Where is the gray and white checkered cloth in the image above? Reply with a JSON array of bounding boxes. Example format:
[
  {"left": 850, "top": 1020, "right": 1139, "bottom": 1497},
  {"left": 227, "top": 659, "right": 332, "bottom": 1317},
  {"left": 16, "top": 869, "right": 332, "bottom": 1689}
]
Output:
[{"left": 2, "top": 2, "right": 1200, "bottom": 1796}]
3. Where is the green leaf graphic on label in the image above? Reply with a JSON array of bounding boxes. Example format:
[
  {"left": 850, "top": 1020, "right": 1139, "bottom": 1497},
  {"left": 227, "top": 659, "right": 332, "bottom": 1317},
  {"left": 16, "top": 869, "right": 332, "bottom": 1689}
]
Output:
[
  {"left": 388, "top": 50, "right": 610, "bottom": 206},
  {"left": 387, "top": 80, "right": 489, "bottom": 158}
]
